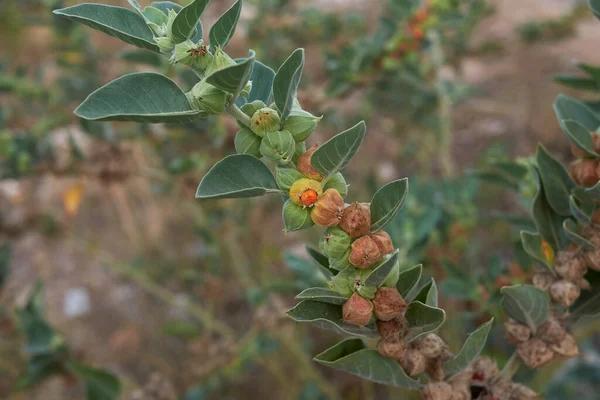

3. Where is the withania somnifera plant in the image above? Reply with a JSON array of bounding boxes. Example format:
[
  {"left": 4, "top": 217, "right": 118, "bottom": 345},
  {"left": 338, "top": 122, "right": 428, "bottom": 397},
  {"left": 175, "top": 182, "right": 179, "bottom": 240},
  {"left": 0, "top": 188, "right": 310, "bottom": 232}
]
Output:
[{"left": 53, "top": 0, "right": 600, "bottom": 398}]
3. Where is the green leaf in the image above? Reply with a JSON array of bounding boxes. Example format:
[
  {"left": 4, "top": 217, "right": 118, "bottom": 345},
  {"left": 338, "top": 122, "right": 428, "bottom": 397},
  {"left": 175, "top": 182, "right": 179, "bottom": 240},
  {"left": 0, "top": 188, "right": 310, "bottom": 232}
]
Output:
[
  {"left": 568, "top": 270, "right": 600, "bottom": 325},
  {"left": 68, "top": 362, "right": 121, "bottom": 400},
  {"left": 364, "top": 251, "right": 399, "bottom": 288},
  {"left": 0, "top": 243, "right": 10, "bottom": 287},
  {"left": 530, "top": 166, "right": 564, "bottom": 251},
  {"left": 535, "top": 145, "right": 574, "bottom": 216},
  {"left": 314, "top": 339, "right": 422, "bottom": 389},
  {"left": 569, "top": 194, "right": 593, "bottom": 224},
  {"left": 520, "top": 231, "right": 553, "bottom": 270},
  {"left": 563, "top": 219, "right": 597, "bottom": 249},
  {"left": 311, "top": 121, "right": 366, "bottom": 178},
  {"left": 16, "top": 282, "right": 57, "bottom": 356},
  {"left": 585, "top": 181, "right": 600, "bottom": 200},
  {"left": 554, "top": 94, "right": 600, "bottom": 131},
  {"left": 285, "top": 252, "right": 329, "bottom": 286},
  {"left": 152, "top": 1, "right": 183, "bottom": 14},
  {"left": 206, "top": 51, "right": 254, "bottom": 99},
  {"left": 500, "top": 284, "right": 549, "bottom": 331},
  {"left": 120, "top": 49, "right": 164, "bottom": 68},
  {"left": 553, "top": 75, "right": 599, "bottom": 91},
  {"left": 247, "top": 60, "right": 275, "bottom": 104},
  {"left": 273, "top": 49, "right": 305, "bottom": 124},
  {"left": 127, "top": 0, "right": 142, "bottom": 11},
  {"left": 405, "top": 301, "right": 446, "bottom": 342},
  {"left": 196, "top": 154, "right": 280, "bottom": 199},
  {"left": 286, "top": 300, "right": 378, "bottom": 339},
  {"left": 171, "top": 0, "right": 210, "bottom": 44},
  {"left": 370, "top": 178, "right": 409, "bottom": 231},
  {"left": 304, "top": 246, "right": 335, "bottom": 278},
  {"left": 396, "top": 264, "right": 422, "bottom": 299},
  {"left": 579, "top": 62, "right": 600, "bottom": 81},
  {"left": 75, "top": 73, "right": 203, "bottom": 123},
  {"left": 443, "top": 319, "right": 494, "bottom": 377},
  {"left": 560, "top": 120, "right": 598, "bottom": 157},
  {"left": 412, "top": 279, "right": 438, "bottom": 307},
  {"left": 209, "top": 0, "right": 242, "bottom": 49},
  {"left": 295, "top": 288, "right": 348, "bottom": 305},
  {"left": 53, "top": 4, "right": 159, "bottom": 53},
  {"left": 590, "top": 0, "right": 600, "bottom": 20}
]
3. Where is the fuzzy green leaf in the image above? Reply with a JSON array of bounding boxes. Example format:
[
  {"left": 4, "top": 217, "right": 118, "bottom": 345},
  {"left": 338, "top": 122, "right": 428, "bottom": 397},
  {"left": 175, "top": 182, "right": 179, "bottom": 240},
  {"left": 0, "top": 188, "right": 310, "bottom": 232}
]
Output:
[
  {"left": 196, "top": 154, "right": 280, "bottom": 199},
  {"left": 443, "top": 319, "right": 494, "bottom": 377},
  {"left": 412, "top": 279, "right": 438, "bottom": 307},
  {"left": 247, "top": 60, "right": 275, "bottom": 104},
  {"left": 371, "top": 178, "right": 409, "bottom": 232},
  {"left": 273, "top": 49, "right": 305, "bottom": 124},
  {"left": 286, "top": 300, "right": 378, "bottom": 339},
  {"left": 314, "top": 339, "right": 423, "bottom": 389},
  {"left": 68, "top": 362, "right": 121, "bottom": 400},
  {"left": 170, "top": 0, "right": 210, "bottom": 43},
  {"left": 75, "top": 73, "right": 203, "bottom": 123},
  {"left": 585, "top": 181, "right": 600, "bottom": 200},
  {"left": 364, "top": 250, "right": 399, "bottom": 288},
  {"left": 569, "top": 194, "right": 593, "bottom": 224},
  {"left": 500, "top": 285, "right": 549, "bottom": 331},
  {"left": 520, "top": 231, "right": 553, "bottom": 270},
  {"left": 530, "top": 166, "right": 565, "bottom": 251},
  {"left": 396, "top": 264, "right": 422, "bottom": 299},
  {"left": 53, "top": 4, "right": 159, "bottom": 52},
  {"left": 209, "top": 0, "right": 242, "bottom": 49},
  {"left": 563, "top": 219, "right": 597, "bottom": 249},
  {"left": 282, "top": 200, "right": 313, "bottom": 232},
  {"left": 206, "top": 51, "right": 254, "bottom": 99},
  {"left": 303, "top": 246, "right": 336, "bottom": 279},
  {"left": 590, "top": 0, "right": 600, "bottom": 20},
  {"left": 554, "top": 94, "right": 600, "bottom": 131},
  {"left": 311, "top": 121, "right": 366, "bottom": 178},
  {"left": 535, "top": 145, "right": 574, "bottom": 216},
  {"left": 560, "top": 120, "right": 598, "bottom": 157},
  {"left": 152, "top": 1, "right": 183, "bottom": 14},
  {"left": 553, "top": 75, "right": 599, "bottom": 91},
  {"left": 295, "top": 288, "right": 348, "bottom": 305},
  {"left": 405, "top": 301, "right": 446, "bottom": 342}
]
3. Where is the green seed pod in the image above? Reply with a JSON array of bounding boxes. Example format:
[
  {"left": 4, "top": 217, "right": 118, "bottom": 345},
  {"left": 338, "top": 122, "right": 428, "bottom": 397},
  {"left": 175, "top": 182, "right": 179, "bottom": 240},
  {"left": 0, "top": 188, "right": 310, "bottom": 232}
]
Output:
[
  {"left": 205, "top": 47, "right": 236, "bottom": 75},
  {"left": 170, "top": 40, "right": 213, "bottom": 71},
  {"left": 251, "top": 108, "right": 281, "bottom": 137},
  {"left": 259, "top": 130, "right": 295, "bottom": 162},
  {"left": 328, "top": 267, "right": 354, "bottom": 298},
  {"left": 155, "top": 36, "right": 175, "bottom": 54},
  {"left": 276, "top": 167, "right": 305, "bottom": 191},
  {"left": 240, "top": 81, "right": 252, "bottom": 99},
  {"left": 242, "top": 100, "right": 267, "bottom": 117},
  {"left": 293, "top": 142, "right": 306, "bottom": 164},
  {"left": 320, "top": 227, "right": 351, "bottom": 259},
  {"left": 190, "top": 79, "right": 228, "bottom": 115},
  {"left": 234, "top": 128, "right": 262, "bottom": 158},
  {"left": 282, "top": 199, "right": 314, "bottom": 232},
  {"left": 324, "top": 172, "right": 348, "bottom": 197},
  {"left": 283, "top": 112, "right": 322, "bottom": 142},
  {"left": 357, "top": 284, "right": 377, "bottom": 300},
  {"left": 382, "top": 259, "right": 400, "bottom": 288},
  {"left": 330, "top": 248, "right": 352, "bottom": 271}
]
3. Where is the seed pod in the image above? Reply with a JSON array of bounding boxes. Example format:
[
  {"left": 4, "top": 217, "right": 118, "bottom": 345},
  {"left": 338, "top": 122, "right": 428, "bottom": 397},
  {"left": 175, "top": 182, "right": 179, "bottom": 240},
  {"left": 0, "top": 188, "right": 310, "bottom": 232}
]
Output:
[
  {"left": 536, "top": 319, "right": 566, "bottom": 345},
  {"left": 190, "top": 80, "right": 228, "bottom": 115},
  {"left": 330, "top": 249, "right": 352, "bottom": 271},
  {"left": 550, "top": 333, "right": 579, "bottom": 359},
  {"left": 517, "top": 339, "right": 554, "bottom": 369},
  {"left": 401, "top": 347, "right": 427, "bottom": 376},
  {"left": 282, "top": 112, "right": 322, "bottom": 142},
  {"left": 376, "top": 316, "right": 409, "bottom": 341},
  {"left": 260, "top": 130, "right": 295, "bottom": 163},
  {"left": 532, "top": 271, "right": 556, "bottom": 292},
  {"left": 342, "top": 293, "right": 373, "bottom": 326},
  {"left": 369, "top": 231, "right": 394, "bottom": 255},
  {"left": 472, "top": 357, "right": 499, "bottom": 380},
  {"left": 240, "top": 81, "right": 252, "bottom": 99},
  {"left": 241, "top": 100, "right": 267, "bottom": 118},
  {"left": 415, "top": 334, "right": 446, "bottom": 359},
  {"left": 339, "top": 202, "right": 371, "bottom": 238},
  {"left": 349, "top": 236, "right": 382, "bottom": 268},
  {"left": 234, "top": 128, "right": 262, "bottom": 158},
  {"left": 490, "top": 378, "right": 512, "bottom": 400},
  {"left": 554, "top": 251, "right": 587, "bottom": 281},
  {"left": 276, "top": 167, "right": 304, "bottom": 191},
  {"left": 448, "top": 384, "right": 470, "bottom": 400},
  {"left": 251, "top": 108, "right": 281, "bottom": 137},
  {"left": 570, "top": 159, "right": 599, "bottom": 187},
  {"left": 570, "top": 143, "right": 587, "bottom": 158},
  {"left": 584, "top": 248, "right": 600, "bottom": 271},
  {"left": 205, "top": 47, "right": 236, "bottom": 75},
  {"left": 550, "top": 280, "right": 581, "bottom": 308},
  {"left": 319, "top": 227, "right": 351, "bottom": 259},
  {"left": 282, "top": 200, "right": 314, "bottom": 233},
  {"left": 354, "top": 272, "right": 378, "bottom": 299},
  {"left": 577, "top": 277, "right": 591, "bottom": 290},
  {"left": 372, "top": 287, "right": 407, "bottom": 321},
  {"left": 297, "top": 144, "right": 325, "bottom": 181},
  {"left": 328, "top": 267, "right": 354, "bottom": 297},
  {"left": 508, "top": 383, "right": 539, "bottom": 400},
  {"left": 311, "top": 189, "right": 344, "bottom": 226},
  {"left": 171, "top": 40, "right": 213, "bottom": 71},
  {"left": 377, "top": 339, "right": 407, "bottom": 361},
  {"left": 324, "top": 172, "right": 348, "bottom": 197},
  {"left": 448, "top": 367, "right": 473, "bottom": 387},
  {"left": 425, "top": 357, "right": 445, "bottom": 381},
  {"left": 288, "top": 178, "right": 323, "bottom": 207},
  {"left": 420, "top": 382, "right": 453, "bottom": 400},
  {"left": 382, "top": 259, "right": 400, "bottom": 288},
  {"left": 504, "top": 321, "right": 531, "bottom": 345}
]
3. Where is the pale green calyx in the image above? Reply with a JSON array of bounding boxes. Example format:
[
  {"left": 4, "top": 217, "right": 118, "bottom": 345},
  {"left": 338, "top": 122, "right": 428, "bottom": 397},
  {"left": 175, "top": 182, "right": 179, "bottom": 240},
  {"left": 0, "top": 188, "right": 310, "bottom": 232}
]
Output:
[
  {"left": 276, "top": 167, "right": 305, "bottom": 191},
  {"left": 259, "top": 130, "right": 295, "bottom": 162},
  {"left": 234, "top": 128, "right": 262, "bottom": 158},
  {"left": 320, "top": 227, "right": 351, "bottom": 260},
  {"left": 282, "top": 200, "right": 314, "bottom": 232},
  {"left": 189, "top": 79, "right": 228, "bottom": 115},
  {"left": 324, "top": 173, "right": 349, "bottom": 197},
  {"left": 170, "top": 40, "right": 214, "bottom": 72},
  {"left": 251, "top": 108, "right": 281, "bottom": 137},
  {"left": 205, "top": 47, "right": 237, "bottom": 76},
  {"left": 328, "top": 267, "right": 354, "bottom": 298}
]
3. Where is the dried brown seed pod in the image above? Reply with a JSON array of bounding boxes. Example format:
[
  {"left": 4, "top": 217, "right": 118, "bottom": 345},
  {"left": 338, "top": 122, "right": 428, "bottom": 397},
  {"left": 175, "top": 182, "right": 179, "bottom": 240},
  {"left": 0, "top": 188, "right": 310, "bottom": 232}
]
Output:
[
  {"left": 369, "top": 231, "right": 394, "bottom": 255},
  {"left": 490, "top": 377, "right": 512, "bottom": 400},
  {"left": 297, "top": 144, "right": 325, "bottom": 181},
  {"left": 401, "top": 347, "right": 427, "bottom": 376},
  {"left": 517, "top": 339, "right": 554, "bottom": 369},
  {"left": 536, "top": 319, "right": 566, "bottom": 345},
  {"left": 554, "top": 251, "right": 588, "bottom": 281},
  {"left": 570, "top": 143, "right": 587, "bottom": 158},
  {"left": 310, "top": 189, "right": 344, "bottom": 226},
  {"left": 505, "top": 321, "right": 532, "bottom": 345},
  {"left": 570, "top": 159, "right": 600, "bottom": 187},
  {"left": 372, "top": 287, "right": 408, "bottom": 321},
  {"left": 472, "top": 357, "right": 499, "bottom": 380},
  {"left": 577, "top": 277, "right": 591, "bottom": 290},
  {"left": 349, "top": 236, "right": 382, "bottom": 269},
  {"left": 508, "top": 382, "right": 539, "bottom": 400},
  {"left": 342, "top": 293, "right": 373, "bottom": 326},
  {"left": 420, "top": 382, "right": 453, "bottom": 400},
  {"left": 377, "top": 339, "right": 407, "bottom": 361},
  {"left": 339, "top": 202, "right": 371, "bottom": 238},
  {"left": 376, "top": 316, "right": 409, "bottom": 341},
  {"left": 584, "top": 247, "right": 600, "bottom": 271},
  {"left": 415, "top": 333, "right": 446, "bottom": 359},
  {"left": 449, "top": 383, "right": 471, "bottom": 400},
  {"left": 550, "top": 280, "right": 581, "bottom": 308},
  {"left": 531, "top": 271, "right": 556, "bottom": 292},
  {"left": 550, "top": 333, "right": 580, "bottom": 359},
  {"left": 425, "top": 357, "right": 446, "bottom": 381}
]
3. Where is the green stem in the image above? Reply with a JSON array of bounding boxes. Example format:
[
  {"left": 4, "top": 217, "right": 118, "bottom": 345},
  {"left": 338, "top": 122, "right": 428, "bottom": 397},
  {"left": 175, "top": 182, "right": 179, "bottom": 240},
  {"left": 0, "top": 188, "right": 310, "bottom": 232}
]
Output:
[
  {"left": 228, "top": 102, "right": 251, "bottom": 128},
  {"left": 501, "top": 351, "right": 521, "bottom": 380}
]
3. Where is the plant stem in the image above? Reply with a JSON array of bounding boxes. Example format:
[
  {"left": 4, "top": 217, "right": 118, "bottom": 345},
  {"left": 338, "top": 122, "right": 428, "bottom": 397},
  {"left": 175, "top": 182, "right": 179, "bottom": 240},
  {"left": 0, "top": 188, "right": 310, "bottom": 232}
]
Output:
[
  {"left": 501, "top": 351, "right": 521, "bottom": 379},
  {"left": 227, "top": 102, "right": 251, "bottom": 128},
  {"left": 429, "top": 30, "right": 456, "bottom": 179}
]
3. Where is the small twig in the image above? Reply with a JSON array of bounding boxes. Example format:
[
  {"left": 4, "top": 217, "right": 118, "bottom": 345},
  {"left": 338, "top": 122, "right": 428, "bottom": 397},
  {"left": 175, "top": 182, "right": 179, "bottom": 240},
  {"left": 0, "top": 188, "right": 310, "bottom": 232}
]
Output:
[
  {"left": 227, "top": 102, "right": 251, "bottom": 128},
  {"left": 500, "top": 351, "right": 521, "bottom": 379}
]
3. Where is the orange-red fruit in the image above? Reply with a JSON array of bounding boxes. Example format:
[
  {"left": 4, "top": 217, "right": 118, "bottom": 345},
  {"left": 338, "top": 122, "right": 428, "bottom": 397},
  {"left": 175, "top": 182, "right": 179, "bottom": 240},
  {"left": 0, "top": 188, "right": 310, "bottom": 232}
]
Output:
[
  {"left": 342, "top": 293, "right": 373, "bottom": 326},
  {"left": 299, "top": 189, "right": 319, "bottom": 206},
  {"left": 372, "top": 287, "right": 407, "bottom": 321},
  {"left": 570, "top": 159, "right": 599, "bottom": 187},
  {"left": 339, "top": 202, "right": 371, "bottom": 238},
  {"left": 311, "top": 189, "right": 344, "bottom": 226},
  {"left": 349, "top": 236, "right": 382, "bottom": 268},
  {"left": 369, "top": 231, "right": 394, "bottom": 255},
  {"left": 297, "top": 144, "right": 324, "bottom": 181}
]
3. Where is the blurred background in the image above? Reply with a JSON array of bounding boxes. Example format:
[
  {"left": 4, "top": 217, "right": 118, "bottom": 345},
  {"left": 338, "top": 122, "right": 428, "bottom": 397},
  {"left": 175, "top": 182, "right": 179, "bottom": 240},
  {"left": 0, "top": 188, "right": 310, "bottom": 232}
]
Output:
[{"left": 1, "top": 0, "right": 600, "bottom": 399}]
